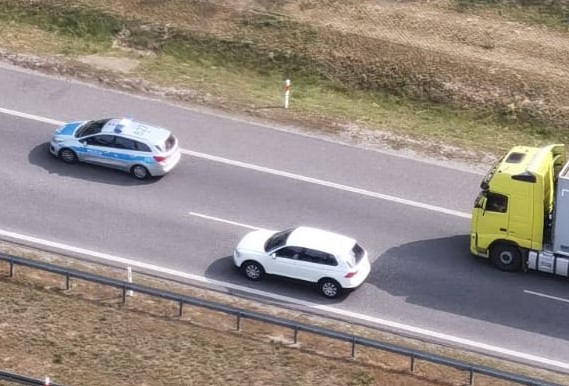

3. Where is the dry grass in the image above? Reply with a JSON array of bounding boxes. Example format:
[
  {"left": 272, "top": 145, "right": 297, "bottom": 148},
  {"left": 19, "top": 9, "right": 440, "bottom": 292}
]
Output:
[{"left": 0, "top": 241, "right": 567, "bottom": 386}]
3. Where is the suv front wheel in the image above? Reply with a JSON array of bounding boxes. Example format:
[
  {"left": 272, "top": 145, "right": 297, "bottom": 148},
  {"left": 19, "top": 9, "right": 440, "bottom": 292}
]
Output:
[{"left": 241, "top": 261, "right": 264, "bottom": 281}]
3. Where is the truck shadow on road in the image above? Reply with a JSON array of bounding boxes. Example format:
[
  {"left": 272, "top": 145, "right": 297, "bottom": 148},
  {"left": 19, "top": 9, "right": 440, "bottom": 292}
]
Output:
[
  {"left": 28, "top": 142, "right": 162, "bottom": 186},
  {"left": 371, "top": 235, "right": 569, "bottom": 341}
]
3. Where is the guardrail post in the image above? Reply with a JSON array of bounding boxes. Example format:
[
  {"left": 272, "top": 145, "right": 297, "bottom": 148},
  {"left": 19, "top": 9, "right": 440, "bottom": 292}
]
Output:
[
  {"left": 122, "top": 285, "right": 127, "bottom": 303},
  {"left": 351, "top": 337, "right": 356, "bottom": 358},
  {"left": 410, "top": 354, "right": 415, "bottom": 372},
  {"left": 293, "top": 327, "right": 298, "bottom": 344},
  {"left": 9, "top": 257, "right": 14, "bottom": 277},
  {"left": 126, "top": 267, "right": 133, "bottom": 297},
  {"left": 178, "top": 298, "right": 184, "bottom": 317},
  {"left": 469, "top": 367, "right": 474, "bottom": 385},
  {"left": 236, "top": 311, "right": 241, "bottom": 331},
  {"left": 65, "top": 272, "right": 70, "bottom": 290}
]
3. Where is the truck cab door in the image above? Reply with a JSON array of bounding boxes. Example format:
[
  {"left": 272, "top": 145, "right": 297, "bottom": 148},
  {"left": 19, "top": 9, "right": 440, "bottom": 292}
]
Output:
[{"left": 475, "top": 192, "right": 510, "bottom": 252}]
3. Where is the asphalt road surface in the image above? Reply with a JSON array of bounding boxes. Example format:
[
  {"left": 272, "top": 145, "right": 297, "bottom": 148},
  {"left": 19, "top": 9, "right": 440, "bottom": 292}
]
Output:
[{"left": 0, "top": 63, "right": 568, "bottom": 374}]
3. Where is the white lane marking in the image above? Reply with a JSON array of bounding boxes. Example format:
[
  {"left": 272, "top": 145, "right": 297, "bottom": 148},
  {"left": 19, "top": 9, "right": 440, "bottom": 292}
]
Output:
[
  {"left": 0, "top": 228, "right": 568, "bottom": 371},
  {"left": 189, "top": 212, "right": 261, "bottom": 230},
  {"left": 525, "top": 290, "right": 569, "bottom": 304},
  {"left": 0, "top": 106, "right": 471, "bottom": 219},
  {"left": 182, "top": 149, "right": 471, "bottom": 219},
  {"left": 0, "top": 107, "right": 64, "bottom": 125}
]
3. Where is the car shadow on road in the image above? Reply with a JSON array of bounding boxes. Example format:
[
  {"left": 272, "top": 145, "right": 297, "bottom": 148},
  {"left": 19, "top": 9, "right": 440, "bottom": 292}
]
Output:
[
  {"left": 29, "top": 142, "right": 161, "bottom": 186},
  {"left": 204, "top": 255, "right": 349, "bottom": 305},
  {"left": 370, "top": 234, "right": 569, "bottom": 341}
]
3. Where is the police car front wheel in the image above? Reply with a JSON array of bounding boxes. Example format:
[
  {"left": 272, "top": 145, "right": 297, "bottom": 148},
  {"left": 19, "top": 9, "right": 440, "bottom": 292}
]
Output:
[
  {"left": 131, "top": 165, "right": 149, "bottom": 180},
  {"left": 59, "top": 148, "right": 77, "bottom": 164}
]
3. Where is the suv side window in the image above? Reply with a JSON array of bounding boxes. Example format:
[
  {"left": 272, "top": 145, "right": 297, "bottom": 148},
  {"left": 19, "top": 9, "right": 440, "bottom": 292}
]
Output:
[
  {"left": 486, "top": 192, "right": 508, "bottom": 213},
  {"left": 85, "top": 135, "right": 114, "bottom": 147},
  {"left": 303, "top": 249, "right": 338, "bottom": 266},
  {"left": 274, "top": 246, "right": 303, "bottom": 260},
  {"left": 113, "top": 136, "right": 136, "bottom": 150}
]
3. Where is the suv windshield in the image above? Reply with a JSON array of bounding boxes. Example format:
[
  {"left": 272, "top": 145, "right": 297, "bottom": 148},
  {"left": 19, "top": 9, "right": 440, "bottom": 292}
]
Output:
[
  {"left": 75, "top": 118, "right": 111, "bottom": 138},
  {"left": 264, "top": 228, "right": 294, "bottom": 252}
]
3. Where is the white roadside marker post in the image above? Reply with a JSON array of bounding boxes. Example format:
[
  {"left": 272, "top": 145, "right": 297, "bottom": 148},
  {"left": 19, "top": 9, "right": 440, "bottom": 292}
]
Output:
[
  {"left": 284, "top": 79, "right": 291, "bottom": 109},
  {"left": 127, "top": 266, "right": 133, "bottom": 297},
  {"left": 44, "top": 377, "right": 50, "bottom": 386}
]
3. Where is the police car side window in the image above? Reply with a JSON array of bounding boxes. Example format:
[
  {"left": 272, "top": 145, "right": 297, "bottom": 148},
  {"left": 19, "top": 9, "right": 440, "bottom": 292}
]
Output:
[
  {"left": 86, "top": 135, "right": 114, "bottom": 147},
  {"left": 134, "top": 141, "right": 151, "bottom": 152},
  {"left": 113, "top": 136, "right": 135, "bottom": 150}
]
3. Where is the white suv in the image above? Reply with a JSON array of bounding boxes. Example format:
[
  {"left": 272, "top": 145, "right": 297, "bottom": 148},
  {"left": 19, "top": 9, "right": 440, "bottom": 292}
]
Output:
[{"left": 233, "top": 226, "right": 371, "bottom": 298}]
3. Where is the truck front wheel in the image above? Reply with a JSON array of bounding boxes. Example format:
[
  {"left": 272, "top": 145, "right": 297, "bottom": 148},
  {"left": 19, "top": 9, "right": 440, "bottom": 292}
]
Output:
[{"left": 490, "top": 243, "right": 522, "bottom": 272}]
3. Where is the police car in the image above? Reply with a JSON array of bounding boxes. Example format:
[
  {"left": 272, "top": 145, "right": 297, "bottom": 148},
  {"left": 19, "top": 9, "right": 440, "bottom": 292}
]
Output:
[{"left": 49, "top": 118, "right": 181, "bottom": 179}]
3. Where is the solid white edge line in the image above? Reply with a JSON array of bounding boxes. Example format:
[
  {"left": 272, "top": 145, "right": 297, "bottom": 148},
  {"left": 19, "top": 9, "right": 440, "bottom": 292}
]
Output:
[
  {"left": 0, "top": 107, "right": 64, "bottom": 125},
  {"left": 0, "top": 106, "right": 471, "bottom": 219},
  {"left": 189, "top": 212, "right": 261, "bottom": 230},
  {"left": 525, "top": 290, "right": 569, "bottom": 304},
  {"left": 0, "top": 227, "right": 568, "bottom": 371}
]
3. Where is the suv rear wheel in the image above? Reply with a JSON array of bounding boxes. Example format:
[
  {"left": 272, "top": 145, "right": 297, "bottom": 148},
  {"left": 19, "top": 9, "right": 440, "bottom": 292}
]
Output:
[{"left": 319, "top": 278, "right": 342, "bottom": 299}]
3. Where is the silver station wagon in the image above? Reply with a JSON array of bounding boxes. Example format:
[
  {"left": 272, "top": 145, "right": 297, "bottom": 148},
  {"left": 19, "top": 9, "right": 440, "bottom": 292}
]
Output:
[{"left": 49, "top": 118, "right": 181, "bottom": 179}]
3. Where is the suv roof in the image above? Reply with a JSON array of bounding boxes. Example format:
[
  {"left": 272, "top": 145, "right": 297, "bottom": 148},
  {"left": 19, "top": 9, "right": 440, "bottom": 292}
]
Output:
[{"left": 286, "top": 226, "right": 356, "bottom": 257}]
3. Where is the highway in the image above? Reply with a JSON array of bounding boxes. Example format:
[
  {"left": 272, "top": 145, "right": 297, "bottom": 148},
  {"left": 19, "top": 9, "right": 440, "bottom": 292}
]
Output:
[{"left": 1, "top": 63, "right": 568, "bottom": 373}]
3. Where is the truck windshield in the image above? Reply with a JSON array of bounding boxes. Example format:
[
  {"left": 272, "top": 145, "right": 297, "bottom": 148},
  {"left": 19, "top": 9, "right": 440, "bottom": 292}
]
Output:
[
  {"left": 474, "top": 192, "right": 486, "bottom": 208},
  {"left": 480, "top": 156, "right": 503, "bottom": 190}
]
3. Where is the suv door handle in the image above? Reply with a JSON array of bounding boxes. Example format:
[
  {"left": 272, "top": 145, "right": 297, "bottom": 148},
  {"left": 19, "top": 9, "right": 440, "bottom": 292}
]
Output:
[{"left": 500, "top": 228, "right": 507, "bottom": 232}]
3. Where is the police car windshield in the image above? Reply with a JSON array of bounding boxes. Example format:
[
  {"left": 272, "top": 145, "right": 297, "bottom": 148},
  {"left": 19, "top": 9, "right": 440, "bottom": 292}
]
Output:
[{"left": 75, "top": 119, "right": 112, "bottom": 137}]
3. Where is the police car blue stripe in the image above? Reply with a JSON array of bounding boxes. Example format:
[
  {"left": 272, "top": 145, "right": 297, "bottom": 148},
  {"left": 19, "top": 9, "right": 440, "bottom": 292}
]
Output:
[{"left": 71, "top": 146, "right": 155, "bottom": 164}]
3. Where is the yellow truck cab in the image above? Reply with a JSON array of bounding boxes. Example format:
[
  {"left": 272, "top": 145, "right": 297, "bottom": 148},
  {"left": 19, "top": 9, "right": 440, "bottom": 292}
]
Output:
[{"left": 470, "top": 144, "right": 569, "bottom": 276}]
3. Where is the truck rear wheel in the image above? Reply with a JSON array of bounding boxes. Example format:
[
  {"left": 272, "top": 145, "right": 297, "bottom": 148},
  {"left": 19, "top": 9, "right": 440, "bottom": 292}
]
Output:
[{"left": 491, "top": 243, "right": 522, "bottom": 272}]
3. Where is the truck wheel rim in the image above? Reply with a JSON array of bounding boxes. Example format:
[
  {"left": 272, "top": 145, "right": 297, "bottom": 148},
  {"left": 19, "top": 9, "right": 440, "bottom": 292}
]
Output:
[{"left": 499, "top": 252, "right": 513, "bottom": 265}]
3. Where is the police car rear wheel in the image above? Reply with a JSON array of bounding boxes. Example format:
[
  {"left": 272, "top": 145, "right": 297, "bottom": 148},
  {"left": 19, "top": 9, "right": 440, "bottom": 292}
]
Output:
[
  {"left": 131, "top": 165, "right": 149, "bottom": 180},
  {"left": 59, "top": 148, "right": 77, "bottom": 164}
]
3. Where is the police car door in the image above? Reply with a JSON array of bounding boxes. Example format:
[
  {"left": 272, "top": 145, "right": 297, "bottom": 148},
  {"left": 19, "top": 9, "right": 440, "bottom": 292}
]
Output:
[
  {"left": 82, "top": 135, "right": 115, "bottom": 166},
  {"left": 110, "top": 136, "right": 139, "bottom": 172}
]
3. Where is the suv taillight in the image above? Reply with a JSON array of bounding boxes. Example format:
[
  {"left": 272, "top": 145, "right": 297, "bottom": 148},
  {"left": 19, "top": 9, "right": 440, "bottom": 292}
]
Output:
[{"left": 344, "top": 271, "right": 357, "bottom": 278}]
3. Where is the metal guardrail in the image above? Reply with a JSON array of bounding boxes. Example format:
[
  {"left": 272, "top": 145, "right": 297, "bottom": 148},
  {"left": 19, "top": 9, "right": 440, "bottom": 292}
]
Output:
[
  {"left": 0, "top": 370, "right": 64, "bottom": 386},
  {"left": 0, "top": 252, "right": 562, "bottom": 386}
]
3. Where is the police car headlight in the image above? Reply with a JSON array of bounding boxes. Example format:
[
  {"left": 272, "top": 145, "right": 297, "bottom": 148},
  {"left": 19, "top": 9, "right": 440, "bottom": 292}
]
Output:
[{"left": 53, "top": 137, "right": 66, "bottom": 143}]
